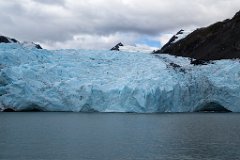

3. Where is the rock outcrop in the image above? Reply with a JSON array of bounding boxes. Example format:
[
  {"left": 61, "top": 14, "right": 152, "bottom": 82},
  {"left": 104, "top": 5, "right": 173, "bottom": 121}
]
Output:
[
  {"left": 110, "top": 42, "right": 124, "bottom": 51},
  {"left": 0, "top": 35, "right": 18, "bottom": 43}
]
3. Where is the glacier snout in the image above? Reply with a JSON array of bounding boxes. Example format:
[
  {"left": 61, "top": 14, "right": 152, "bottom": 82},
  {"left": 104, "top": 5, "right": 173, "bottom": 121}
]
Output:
[{"left": 0, "top": 44, "right": 239, "bottom": 112}]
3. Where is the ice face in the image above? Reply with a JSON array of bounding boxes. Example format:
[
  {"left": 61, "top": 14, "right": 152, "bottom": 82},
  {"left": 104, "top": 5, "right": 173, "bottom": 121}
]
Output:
[{"left": 0, "top": 43, "right": 239, "bottom": 112}]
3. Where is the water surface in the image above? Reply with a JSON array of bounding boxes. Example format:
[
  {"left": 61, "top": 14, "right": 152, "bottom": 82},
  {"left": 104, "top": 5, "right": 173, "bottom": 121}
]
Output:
[{"left": 0, "top": 113, "right": 240, "bottom": 160}]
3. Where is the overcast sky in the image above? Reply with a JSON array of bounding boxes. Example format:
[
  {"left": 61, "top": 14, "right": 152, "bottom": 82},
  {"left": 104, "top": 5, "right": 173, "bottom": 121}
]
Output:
[{"left": 0, "top": 0, "right": 240, "bottom": 50}]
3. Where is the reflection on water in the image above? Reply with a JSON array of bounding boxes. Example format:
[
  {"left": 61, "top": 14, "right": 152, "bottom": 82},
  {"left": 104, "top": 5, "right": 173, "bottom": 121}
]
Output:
[{"left": 0, "top": 113, "right": 240, "bottom": 160}]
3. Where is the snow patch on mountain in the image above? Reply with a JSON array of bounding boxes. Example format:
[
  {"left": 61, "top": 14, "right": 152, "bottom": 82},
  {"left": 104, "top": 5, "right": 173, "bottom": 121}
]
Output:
[
  {"left": 172, "top": 30, "right": 193, "bottom": 43},
  {"left": 111, "top": 43, "right": 156, "bottom": 53},
  {"left": 118, "top": 44, "right": 157, "bottom": 53},
  {"left": 154, "top": 29, "right": 194, "bottom": 54},
  {"left": 21, "top": 42, "right": 42, "bottom": 49}
]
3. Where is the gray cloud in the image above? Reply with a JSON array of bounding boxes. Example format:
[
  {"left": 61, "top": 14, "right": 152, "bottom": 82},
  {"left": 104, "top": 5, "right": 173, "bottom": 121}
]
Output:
[
  {"left": 0, "top": 0, "right": 240, "bottom": 49},
  {"left": 32, "top": 0, "right": 65, "bottom": 5}
]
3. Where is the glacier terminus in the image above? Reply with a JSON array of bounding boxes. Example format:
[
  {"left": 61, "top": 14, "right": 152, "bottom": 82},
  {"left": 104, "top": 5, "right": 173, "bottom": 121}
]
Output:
[{"left": 0, "top": 43, "right": 239, "bottom": 112}]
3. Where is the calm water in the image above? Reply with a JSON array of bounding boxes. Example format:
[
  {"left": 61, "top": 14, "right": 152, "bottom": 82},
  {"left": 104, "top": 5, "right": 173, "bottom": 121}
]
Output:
[{"left": 0, "top": 113, "right": 240, "bottom": 160}]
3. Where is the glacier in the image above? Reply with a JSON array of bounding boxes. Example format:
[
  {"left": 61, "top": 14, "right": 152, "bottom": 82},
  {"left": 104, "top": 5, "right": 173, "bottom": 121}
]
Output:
[{"left": 0, "top": 43, "right": 240, "bottom": 112}]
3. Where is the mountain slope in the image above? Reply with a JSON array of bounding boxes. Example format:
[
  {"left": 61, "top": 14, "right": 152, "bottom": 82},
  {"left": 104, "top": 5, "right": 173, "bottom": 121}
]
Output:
[{"left": 155, "top": 11, "right": 240, "bottom": 60}]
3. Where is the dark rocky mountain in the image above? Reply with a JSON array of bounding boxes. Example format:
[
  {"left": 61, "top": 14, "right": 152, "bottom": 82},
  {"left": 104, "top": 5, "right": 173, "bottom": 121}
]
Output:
[
  {"left": 0, "top": 35, "right": 42, "bottom": 49},
  {"left": 0, "top": 35, "right": 18, "bottom": 43},
  {"left": 154, "top": 11, "right": 240, "bottom": 60},
  {"left": 110, "top": 42, "right": 124, "bottom": 51},
  {"left": 35, "top": 44, "right": 42, "bottom": 49}
]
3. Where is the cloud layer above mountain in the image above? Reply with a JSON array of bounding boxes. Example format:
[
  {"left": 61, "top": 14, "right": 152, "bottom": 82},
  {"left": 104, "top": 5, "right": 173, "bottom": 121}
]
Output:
[{"left": 0, "top": 0, "right": 240, "bottom": 49}]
